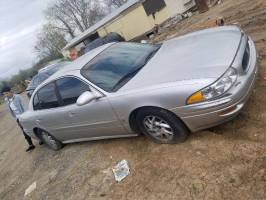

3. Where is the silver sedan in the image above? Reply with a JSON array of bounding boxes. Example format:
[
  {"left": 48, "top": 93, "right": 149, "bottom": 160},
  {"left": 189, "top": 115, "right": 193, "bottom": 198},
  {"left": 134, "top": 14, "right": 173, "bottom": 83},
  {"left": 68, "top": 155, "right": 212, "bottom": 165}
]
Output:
[{"left": 19, "top": 26, "right": 258, "bottom": 150}]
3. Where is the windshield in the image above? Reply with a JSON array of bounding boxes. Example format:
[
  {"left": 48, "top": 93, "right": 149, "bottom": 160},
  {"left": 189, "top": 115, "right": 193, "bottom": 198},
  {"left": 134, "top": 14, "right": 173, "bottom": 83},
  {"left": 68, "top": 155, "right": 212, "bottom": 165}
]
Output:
[
  {"left": 81, "top": 42, "right": 160, "bottom": 92},
  {"left": 28, "top": 73, "right": 50, "bottom": 89}
]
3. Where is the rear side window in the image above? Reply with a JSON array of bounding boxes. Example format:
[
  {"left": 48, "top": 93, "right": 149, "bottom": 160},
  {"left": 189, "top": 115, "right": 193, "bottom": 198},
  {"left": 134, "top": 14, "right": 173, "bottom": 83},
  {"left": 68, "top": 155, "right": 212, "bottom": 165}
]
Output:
[
  {"left": 34, "top": 82, "right": 59, "bottom": 110},
  {"left": 56, "top": 77, "right": 90, "bottom": 106}
]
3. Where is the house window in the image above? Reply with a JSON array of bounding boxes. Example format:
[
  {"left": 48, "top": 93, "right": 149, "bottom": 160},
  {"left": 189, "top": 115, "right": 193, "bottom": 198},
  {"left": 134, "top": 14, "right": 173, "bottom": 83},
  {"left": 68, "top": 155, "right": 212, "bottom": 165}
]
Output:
[{"left": 142, "top": 0, "right": 166, "bottom": 16}]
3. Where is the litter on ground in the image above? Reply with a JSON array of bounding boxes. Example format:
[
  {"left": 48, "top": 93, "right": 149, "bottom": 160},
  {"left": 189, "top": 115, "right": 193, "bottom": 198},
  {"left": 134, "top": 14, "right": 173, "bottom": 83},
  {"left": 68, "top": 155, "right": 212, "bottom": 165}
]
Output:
[
  {"left": 112, "top": 160, "right": 130, "bottom": 182},
  {"left": 24, "top": 181, "right": 37, "bottom": 196}
]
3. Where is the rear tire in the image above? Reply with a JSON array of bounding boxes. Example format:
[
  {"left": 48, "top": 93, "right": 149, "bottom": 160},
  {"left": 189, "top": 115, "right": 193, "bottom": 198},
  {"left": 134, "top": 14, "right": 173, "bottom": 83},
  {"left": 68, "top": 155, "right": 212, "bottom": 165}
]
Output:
[
  {"left": 136, "top": 108, "right": 189, "bottom": 144},
  {"left": 39, "top": 130, "right": 63, "bottom": 151}
]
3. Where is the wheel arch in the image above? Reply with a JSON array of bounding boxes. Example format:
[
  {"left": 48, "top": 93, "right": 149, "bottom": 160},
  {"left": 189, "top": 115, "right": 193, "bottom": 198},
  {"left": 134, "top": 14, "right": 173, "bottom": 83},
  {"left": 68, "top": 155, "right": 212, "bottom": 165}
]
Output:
[
  {"left": 33, "top": 127, "right": 42, "bottom": 139},
  {"left": 33, "top": 127, "right": 61, "bottom": 141},
  {"left": 128, "top": 106, "right": 188, "bottom": 134}
]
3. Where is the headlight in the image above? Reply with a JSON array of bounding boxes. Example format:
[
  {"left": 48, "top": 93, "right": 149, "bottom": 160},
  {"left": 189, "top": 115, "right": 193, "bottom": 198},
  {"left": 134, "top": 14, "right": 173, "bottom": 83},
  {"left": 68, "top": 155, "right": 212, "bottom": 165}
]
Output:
[{"left": 187, "top": 67, "right": 238, "bottom": 104}]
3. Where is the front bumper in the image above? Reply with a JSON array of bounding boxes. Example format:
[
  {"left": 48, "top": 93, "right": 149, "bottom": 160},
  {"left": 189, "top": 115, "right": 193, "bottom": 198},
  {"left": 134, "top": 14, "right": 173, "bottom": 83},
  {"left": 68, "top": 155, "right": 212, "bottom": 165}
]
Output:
[{"left": 171, "top": 36, "right": 258, "bottom": 132}]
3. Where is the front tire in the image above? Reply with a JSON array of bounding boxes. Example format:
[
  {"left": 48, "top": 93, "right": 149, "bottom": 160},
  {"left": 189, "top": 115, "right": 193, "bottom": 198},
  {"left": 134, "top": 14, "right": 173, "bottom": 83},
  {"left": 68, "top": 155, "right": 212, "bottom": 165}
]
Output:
[
  {"left": 136, "top": 108, "right": 189, "bottom": 144},
  {"left": 39, "top": 130, "right": 63, "bottom": 151}
]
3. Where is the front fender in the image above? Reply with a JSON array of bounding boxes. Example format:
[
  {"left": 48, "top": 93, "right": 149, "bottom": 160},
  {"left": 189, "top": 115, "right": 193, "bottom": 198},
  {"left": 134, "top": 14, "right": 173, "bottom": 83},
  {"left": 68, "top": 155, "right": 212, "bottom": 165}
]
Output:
[{"left": 108, "top": 79, "right": 215, "bottom": 131}]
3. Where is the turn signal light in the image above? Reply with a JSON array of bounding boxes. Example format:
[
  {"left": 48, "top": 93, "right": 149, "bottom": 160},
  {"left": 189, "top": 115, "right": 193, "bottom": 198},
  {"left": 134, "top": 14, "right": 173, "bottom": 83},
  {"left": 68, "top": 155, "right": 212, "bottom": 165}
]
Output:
[{"left": 187, "top": 91, "right": 206, "bottom": 104}]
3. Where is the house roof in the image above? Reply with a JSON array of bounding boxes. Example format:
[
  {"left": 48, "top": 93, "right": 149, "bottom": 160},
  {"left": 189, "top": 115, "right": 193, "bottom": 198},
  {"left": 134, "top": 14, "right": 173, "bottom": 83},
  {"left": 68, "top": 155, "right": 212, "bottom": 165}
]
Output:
[{"left": 62, "top": 0, "right": 141, "bottom": 51}]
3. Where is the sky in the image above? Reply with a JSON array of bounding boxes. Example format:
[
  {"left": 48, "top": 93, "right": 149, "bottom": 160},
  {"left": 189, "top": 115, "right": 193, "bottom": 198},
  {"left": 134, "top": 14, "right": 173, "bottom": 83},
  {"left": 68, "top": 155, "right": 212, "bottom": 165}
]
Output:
[{"left": 0, "top": 0, "right": 54, "bottom": 79}]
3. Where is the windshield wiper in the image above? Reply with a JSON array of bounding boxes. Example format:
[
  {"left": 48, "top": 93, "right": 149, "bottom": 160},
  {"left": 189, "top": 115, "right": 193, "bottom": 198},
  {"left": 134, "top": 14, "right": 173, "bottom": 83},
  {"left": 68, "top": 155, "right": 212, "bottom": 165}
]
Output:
[
  {"left": 144, "top": 47, "right": 159, "bottom": 64},
  {"left": 112, "top": 46, "right": 160, "bottom": 92},
  {"left": 112, "top": 66, "right": 143, "bottom": 92}
]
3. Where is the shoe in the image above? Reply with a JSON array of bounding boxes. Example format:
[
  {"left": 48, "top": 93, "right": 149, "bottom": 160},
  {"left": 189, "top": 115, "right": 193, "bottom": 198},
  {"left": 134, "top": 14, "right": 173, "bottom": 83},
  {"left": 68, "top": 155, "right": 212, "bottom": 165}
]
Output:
[
  {"left": 39, "top": 141, "right": 44, "bottom": 145},
  {"left": 26, "top": 145, "right": 35, "bottom": 152}
]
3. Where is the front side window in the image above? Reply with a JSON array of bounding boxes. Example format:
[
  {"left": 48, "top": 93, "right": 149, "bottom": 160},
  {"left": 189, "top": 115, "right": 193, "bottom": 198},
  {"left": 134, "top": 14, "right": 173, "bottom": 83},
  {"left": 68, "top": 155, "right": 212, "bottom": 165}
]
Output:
[
  {"left": 56, "top": 77, "right": 90, "bottom": 106},
  {"left": 35, "top": 82, "right": 59, "bottom": 110},
  {"left": 81, "top": 42, "right": 160, "bottom": 92}
]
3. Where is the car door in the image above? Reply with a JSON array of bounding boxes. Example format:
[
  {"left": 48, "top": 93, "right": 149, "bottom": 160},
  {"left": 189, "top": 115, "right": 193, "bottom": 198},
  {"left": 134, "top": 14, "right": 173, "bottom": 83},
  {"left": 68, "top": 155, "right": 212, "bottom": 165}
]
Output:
[
  {"left": 32, "top": 82, "right": 68, "bottom": 139},
  {"left": 54, "top": 76, "right": 127, "bottom": 142}
]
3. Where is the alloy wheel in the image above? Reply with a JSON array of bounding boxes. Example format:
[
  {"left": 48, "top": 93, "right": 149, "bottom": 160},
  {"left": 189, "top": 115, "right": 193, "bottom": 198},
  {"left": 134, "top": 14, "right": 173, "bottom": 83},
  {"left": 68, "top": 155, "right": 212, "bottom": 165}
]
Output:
[
  {"left": 143, "top": 115, "right": 174, "bottom": 142},
  {"left": 41, "top": 131, "right": 58, "bottom": 149}
]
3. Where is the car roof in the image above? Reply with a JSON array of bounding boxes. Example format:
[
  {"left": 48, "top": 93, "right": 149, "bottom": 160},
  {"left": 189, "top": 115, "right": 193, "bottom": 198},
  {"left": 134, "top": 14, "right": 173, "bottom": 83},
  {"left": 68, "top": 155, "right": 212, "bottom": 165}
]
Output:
[
  {"left": 39, "top": 61, "right": 70, "bottom": 74},
  {"left": 38, "top": 60, "right": 63, "bottom": 72}
]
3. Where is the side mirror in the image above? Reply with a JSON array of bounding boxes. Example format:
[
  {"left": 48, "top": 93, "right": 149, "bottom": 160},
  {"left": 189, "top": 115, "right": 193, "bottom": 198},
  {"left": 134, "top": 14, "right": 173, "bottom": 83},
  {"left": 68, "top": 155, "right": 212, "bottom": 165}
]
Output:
[{"left": 76, "top": 91, "right": 97, "bottom": 106}]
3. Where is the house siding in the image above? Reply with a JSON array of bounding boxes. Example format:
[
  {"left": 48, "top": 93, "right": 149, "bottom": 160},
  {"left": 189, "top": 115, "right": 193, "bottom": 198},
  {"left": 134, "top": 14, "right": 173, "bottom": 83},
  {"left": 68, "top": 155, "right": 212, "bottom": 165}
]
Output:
[
  {"left": 63, "top": 0, "right": 196, "bottom": 57},
  {"left": 164, "top": 0, "right": 196, "bottom": 16},
  {"left": 98, "top": 5, "right": 154, "bottom": 41}
]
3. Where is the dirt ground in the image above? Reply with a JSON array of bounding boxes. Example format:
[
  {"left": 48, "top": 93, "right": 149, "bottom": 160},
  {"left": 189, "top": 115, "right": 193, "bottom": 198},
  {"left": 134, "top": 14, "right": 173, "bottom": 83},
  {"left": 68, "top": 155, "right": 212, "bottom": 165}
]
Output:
[{"left": 1, "top": 0, "right": 266, "bottom": 199}]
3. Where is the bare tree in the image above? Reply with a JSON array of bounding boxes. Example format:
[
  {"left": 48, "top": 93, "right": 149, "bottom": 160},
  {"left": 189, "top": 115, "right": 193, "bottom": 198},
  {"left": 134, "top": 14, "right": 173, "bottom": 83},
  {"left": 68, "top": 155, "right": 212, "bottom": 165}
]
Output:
[
  {"left": 105, "top": 0, "right": 128, "bottom": 8},
  {"left": 45, "top": 0, "right": 107, "bottom": 39},
  {"left": 35, "top": 24, "right": 67, "bottom": 59}
]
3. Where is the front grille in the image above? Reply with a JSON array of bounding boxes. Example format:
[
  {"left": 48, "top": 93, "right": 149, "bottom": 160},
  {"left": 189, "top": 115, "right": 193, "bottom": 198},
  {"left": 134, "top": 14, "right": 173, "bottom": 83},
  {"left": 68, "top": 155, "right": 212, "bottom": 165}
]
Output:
[{"left": 242, "top": 42, "right": 250, "bottom": 72}]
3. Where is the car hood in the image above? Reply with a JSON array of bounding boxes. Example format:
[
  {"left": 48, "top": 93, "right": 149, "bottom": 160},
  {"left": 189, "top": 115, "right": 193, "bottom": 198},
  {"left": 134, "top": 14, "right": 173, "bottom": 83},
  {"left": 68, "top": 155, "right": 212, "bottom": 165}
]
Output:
[{"left": 120, "top": 26, "right": 242, "bottom": 91}]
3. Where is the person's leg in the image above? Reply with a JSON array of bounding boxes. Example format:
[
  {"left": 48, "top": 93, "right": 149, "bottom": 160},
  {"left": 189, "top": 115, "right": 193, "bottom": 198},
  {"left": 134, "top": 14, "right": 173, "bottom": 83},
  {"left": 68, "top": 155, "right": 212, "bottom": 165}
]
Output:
[
  {"left": 22, "top": 131, "right": 34, "bottom": 146},
  {"left": 16, "top": 119, "right": 35, "bottom": 151}
]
